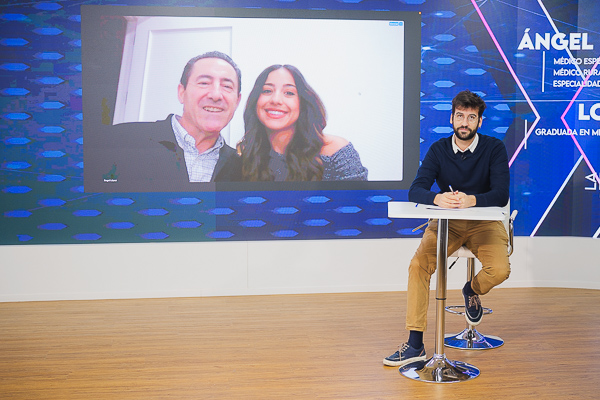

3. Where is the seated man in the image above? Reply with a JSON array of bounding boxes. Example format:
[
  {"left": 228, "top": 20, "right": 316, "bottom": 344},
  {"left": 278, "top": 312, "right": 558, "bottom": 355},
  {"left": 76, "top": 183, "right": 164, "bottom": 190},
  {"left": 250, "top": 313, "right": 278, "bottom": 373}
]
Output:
[{"left": 384, "top": 90, "right": 511, "bottom": 367}]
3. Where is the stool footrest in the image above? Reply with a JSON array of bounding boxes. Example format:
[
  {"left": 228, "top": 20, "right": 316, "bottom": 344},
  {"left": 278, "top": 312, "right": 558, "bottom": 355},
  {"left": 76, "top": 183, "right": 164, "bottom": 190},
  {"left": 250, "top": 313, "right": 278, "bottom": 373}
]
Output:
[{"left": 445, "top": 305, "right": 493, "bottom": 316}]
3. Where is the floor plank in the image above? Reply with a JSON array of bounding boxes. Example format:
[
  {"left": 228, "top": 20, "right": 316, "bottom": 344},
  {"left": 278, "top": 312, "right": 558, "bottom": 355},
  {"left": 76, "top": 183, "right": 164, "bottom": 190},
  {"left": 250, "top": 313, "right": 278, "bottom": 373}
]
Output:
[{"left": 1, "top": 288, "right": 598, "bottom": 399}]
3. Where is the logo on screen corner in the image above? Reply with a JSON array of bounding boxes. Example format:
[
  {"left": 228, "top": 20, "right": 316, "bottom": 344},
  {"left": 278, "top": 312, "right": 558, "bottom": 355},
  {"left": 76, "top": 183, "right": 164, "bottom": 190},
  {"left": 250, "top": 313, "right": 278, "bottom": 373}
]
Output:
[
  {"left": 103, "top": 163, "right": 119, "bottom": 182},
  {"left": 389, "top": 21, "right": 403, "bottom": 27},
  {"left": 584, "top": 173, "right": 599, "bottom": 191}
]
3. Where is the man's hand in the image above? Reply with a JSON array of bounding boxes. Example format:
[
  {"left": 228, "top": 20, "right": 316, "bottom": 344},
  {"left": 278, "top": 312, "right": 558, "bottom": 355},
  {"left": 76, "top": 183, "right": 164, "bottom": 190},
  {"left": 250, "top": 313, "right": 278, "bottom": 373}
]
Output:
[{"left": 434, "top": 191, "right": 476, "bottom": 209}]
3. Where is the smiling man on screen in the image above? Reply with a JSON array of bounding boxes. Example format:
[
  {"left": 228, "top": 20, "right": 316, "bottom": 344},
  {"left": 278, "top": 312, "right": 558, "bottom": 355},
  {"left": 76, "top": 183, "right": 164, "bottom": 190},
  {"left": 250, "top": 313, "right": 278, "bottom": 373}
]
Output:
[{"left": 89, "top": 51, "right": 242, "bottom": 192}]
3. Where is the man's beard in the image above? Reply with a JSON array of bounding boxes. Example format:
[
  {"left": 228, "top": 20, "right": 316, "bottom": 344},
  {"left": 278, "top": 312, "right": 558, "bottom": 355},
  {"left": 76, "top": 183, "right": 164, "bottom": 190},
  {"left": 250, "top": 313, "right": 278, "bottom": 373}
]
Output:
[{"left": 454, "top": 125, "right": 477, "bottom": 142}]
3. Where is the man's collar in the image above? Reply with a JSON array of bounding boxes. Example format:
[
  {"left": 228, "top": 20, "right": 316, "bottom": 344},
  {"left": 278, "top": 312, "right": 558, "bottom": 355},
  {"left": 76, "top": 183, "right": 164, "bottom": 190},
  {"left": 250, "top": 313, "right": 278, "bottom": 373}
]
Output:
[
  {"left": 171, "top": 115, "right": 224, "bottom": 154},
  {"left": 452, "top": 133, "right": 479, "bottom": 154}
]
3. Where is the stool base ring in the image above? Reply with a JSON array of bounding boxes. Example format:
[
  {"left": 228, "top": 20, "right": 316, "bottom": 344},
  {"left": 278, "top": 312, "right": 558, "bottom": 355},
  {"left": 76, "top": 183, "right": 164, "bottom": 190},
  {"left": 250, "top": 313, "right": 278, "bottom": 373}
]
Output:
[{"left": 444, "top": 328, "right": 504, "bottom": 350}]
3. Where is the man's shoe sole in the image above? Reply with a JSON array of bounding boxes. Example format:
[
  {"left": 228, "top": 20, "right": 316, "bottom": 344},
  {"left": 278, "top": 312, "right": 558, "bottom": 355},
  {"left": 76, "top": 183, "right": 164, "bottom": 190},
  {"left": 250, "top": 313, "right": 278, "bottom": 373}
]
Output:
[
  {"left": 382, "top": 354, "right": 427, "bottom": 367},
  {"left": 464, "top": 312, "right": 483, "bottom": 326}
]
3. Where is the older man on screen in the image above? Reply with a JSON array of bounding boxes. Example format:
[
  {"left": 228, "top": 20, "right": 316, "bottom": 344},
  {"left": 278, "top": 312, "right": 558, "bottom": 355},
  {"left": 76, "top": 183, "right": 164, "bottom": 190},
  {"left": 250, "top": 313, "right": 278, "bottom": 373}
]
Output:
[{"left": 89, "top": 51, "right": 242, "bottom": 192}]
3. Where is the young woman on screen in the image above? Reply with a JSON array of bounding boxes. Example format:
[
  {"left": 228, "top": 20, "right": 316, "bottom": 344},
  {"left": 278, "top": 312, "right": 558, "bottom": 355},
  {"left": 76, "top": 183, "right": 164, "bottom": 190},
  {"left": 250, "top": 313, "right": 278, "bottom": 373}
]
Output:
[{"left": 238, "top": 64, "right": 368, "bottom": 181}]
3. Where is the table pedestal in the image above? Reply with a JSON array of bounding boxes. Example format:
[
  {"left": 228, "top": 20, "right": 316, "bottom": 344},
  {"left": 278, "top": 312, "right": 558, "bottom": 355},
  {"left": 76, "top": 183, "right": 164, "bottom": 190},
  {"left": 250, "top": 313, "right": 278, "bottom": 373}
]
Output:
[
  {"left": 399, "top": 354, "right": 480, "bottom": 383},
  {"left": 399, "top": 218, "right": 479, "bottom": 383}
]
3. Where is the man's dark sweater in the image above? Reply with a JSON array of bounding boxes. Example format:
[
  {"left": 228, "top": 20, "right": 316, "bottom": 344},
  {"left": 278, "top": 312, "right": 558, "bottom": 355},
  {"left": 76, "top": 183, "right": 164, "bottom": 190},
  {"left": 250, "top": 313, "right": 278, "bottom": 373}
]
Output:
[{"left": 408, "top": 133, "right": 510, "bottom": 207}]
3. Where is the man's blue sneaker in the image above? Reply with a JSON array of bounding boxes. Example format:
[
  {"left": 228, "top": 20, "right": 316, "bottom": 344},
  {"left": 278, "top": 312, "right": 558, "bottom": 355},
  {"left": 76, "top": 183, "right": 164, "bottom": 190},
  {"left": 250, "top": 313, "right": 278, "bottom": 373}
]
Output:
[
  {"left": 463, "top": 286, "right": 483, "bottom": 325},
  {"left": 383, "top": 342, "right": 426, "bottom": 367}
]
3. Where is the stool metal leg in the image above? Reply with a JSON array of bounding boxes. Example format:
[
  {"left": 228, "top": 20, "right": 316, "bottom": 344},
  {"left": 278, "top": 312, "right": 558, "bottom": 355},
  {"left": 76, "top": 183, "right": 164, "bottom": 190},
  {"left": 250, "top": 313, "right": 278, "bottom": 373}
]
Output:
[
  {"left": 444, "top": 258, "right": 504, "bottom": 350},
  {"left": 400, "top": 219, "right": 479, "bottom": 382}
]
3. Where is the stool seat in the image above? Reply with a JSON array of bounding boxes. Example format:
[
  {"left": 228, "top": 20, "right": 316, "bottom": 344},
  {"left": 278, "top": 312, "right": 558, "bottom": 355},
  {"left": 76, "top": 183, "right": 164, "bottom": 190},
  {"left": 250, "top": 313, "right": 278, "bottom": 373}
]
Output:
[{"left": 452, "top": 245, "right": 475, "bottom": 258}]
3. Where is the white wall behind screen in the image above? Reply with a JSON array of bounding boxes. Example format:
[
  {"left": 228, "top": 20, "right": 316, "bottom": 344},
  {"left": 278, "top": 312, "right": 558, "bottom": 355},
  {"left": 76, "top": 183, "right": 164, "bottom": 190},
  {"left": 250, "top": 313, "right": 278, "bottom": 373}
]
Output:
[
  {"left": 112, "top": 16, "right": 406, "bottom": 181},
  {"left": 1, "top": 237, "right": 599, "bottom": 302}
]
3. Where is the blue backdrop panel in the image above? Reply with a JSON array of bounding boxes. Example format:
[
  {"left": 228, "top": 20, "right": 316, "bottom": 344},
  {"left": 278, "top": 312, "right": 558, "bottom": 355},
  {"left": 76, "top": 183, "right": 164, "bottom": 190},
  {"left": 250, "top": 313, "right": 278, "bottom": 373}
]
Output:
[{"left": 1, "top": 0, "right": 599, "bottom": 245}]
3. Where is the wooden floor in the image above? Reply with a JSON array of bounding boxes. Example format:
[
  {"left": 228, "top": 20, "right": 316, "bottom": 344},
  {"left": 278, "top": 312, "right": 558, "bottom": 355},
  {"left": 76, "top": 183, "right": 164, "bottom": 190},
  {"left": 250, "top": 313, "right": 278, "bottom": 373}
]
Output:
[{"left": 1, "top": 287, "right": 599, "bottom": 399}]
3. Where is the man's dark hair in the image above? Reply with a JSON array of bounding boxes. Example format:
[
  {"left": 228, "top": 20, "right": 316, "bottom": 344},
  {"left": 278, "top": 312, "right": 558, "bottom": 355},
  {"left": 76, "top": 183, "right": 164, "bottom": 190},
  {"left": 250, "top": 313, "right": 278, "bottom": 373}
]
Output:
[
  {"left": 451, "top": 90, "right": 486, "bottom": 118},
  {"left": 180, "top": 51, "right": 242, "bottom": 93}
]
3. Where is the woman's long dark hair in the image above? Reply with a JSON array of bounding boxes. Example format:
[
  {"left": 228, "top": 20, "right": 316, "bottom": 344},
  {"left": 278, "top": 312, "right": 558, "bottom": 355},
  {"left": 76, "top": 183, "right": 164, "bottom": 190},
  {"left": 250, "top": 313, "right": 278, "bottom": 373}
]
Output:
[{"left": 240, "top": 65, "right": 326, "bottom": 181}]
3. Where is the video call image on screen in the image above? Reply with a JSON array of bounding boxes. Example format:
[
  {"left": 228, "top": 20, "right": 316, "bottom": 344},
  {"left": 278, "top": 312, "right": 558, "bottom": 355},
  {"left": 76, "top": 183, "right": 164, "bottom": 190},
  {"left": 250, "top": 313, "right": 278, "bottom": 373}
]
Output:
[{"left": 82, "top": 6, "right": 420, "bottom": 193}]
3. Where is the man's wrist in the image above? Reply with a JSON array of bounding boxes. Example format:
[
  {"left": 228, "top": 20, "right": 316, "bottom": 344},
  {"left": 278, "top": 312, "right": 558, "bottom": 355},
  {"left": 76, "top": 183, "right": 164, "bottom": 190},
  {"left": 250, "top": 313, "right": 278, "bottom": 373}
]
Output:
[{"left": 469, "top": 195, "right": 476, "bottom": 207}]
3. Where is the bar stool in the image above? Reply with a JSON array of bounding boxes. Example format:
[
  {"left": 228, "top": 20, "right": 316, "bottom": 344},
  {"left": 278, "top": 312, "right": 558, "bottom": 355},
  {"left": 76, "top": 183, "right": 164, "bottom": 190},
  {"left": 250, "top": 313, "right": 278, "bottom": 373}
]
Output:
[{"left": 444, "top": 204, "right": 517, "bottom": 350}]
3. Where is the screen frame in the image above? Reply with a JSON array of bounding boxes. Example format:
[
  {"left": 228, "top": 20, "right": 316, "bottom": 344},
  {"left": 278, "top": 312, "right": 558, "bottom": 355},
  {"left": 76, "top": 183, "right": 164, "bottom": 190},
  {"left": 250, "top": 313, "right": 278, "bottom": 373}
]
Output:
[{"left": 81, "top": 5, "right": 421, "bottom": 193}]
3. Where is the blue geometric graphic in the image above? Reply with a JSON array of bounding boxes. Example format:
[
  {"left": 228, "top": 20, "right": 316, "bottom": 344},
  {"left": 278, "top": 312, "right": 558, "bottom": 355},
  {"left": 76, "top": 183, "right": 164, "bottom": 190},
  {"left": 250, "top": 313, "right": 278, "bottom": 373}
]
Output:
[{"left": 1, "top": 0, "right": 598, "bottom": 246}]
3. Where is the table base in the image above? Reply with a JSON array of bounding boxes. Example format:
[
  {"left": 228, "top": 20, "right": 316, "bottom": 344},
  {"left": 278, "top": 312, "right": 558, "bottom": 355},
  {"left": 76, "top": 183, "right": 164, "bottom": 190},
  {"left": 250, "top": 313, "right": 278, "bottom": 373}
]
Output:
[{"left": 399, "top": 355, "right": 480, "bottom": 383}]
